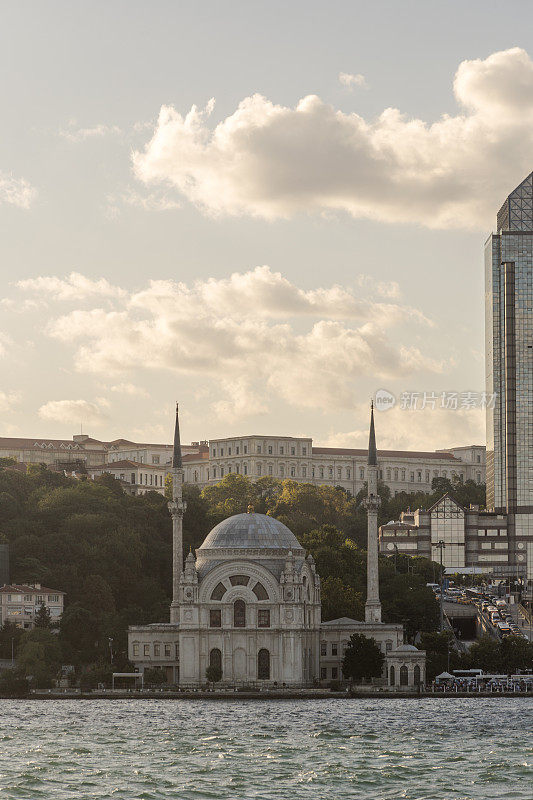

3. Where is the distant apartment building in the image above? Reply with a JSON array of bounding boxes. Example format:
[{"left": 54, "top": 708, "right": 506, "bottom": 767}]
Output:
[
  {"left": 182, "top": 436, "right": 486, "bottom": 497},
  {"left": 0, "top": 431, "right": 485, "bottom": 498},
  {"left": 0, "top": 583, "right": 65, "bottom": 629},
  {"left": 379, "top": 493, "right": 515, "bottom": 574}
]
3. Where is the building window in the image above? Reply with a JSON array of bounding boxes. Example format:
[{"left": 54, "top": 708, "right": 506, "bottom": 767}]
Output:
[
  {"left": 312, "top": 468, "right": 315, "bottom": 478},
  {"left": 233, "top": 599, "right": 246, "bottom": 627},
  {"left": 414, "top": 665, "right": 421, "bottom": 685},
  {"left": 320, "top": 642, "right": 327, "bottom": 656},
  {"left": 244, "top": 445, "right": 247, "bottom": 454},
  {"left": 329, "top": 467, "right": 333, "bottom": 477},
  {"left": 386, "top": 468, "right": 391, "bottom": 480},
  {"left": 400, "top": 665, "right": 409, "bottom": 686},
  {"left": 220, "top": 448, "right": 224, "bottom": 456},
  {"left": 425, "top": 471, "right": 430, "bottom": 483},
  {"left": 133, "top": 644, "right": 139, "bottom": 657},
  {"left": 268, "top": 465, "right": 273, "bottom": 476},
  {"left": 390, "top": 666, "right": 395, "bottom": 686},
  {"left": 235, "top": 465, "right": 239, "bottom": 474},
  {"left": 211, "top": 582, "right": 226, "bottom": 601},
  {"left": 164, "top": 645, "right": 171, "bottom": 658},
  {"left": 209, "top": 648, "right": 222, "bottom": 673},
  {"left": 252, "top": 582, "right": 268, "bottom": 600},
  {"left": 152, "top": 455, "right": 160, "bottom": 464},
  {"left": 154, "top": 644, "right": 160, "bottom": 656},
  {"left": 386, "top": 641, "right": 393, "bottom": 652},
  {"left": 144, "top": 645, "right": 150, "bottom": 656},
  {"left": 268, "top": 446, "right": 273, "bottom": 454},
  {"left": 320, "top": 467, "right": 324, "bottom": 478},
  {"left": 229, "top": 575, "right": 249, "bottom": 586},
  {"left": 337, "top": 468, "right": 341, "bottom": 479},
  {"left": 331, "top": 643, "right": 338, "bottom": 656},
  {"left": 236, "top": 446, "right": 240, "bottom": 455},
  {"left": 279, "top": 446, "right": 284, "bottom": 455},
  {"left": 320, "top": 667, "right": 327, "bottom": 680},
  {"left": 410, "top": 472, "right": 415, "bottom": 482},
  {"left": 243, "top": 464, "right": 248, "bottom": 476},
  {"left": 359, "top": 468, "right": 364, "bottom": 480},
  {"left": 346, "top": 468, "right": 351, "bottom": 479},
  {"left": 257, "top": 648, "right": 270, "bottom": 679},
  {"left": 228, "top": 447, "right": 231, "bottom": 455},
  {"left": 257, "top": 464, "right": 262, "bottom": 476},
  {"left": 303, "top": 447, "right": 307, "bottom": 455},
  {"left": 213, "top": 467, "right": 217, "bottom": 478},
  {"left": 258, "top": 609, "right": 270, "bottom": 628},
  {"left": 212, "top": 449, "right": 216, "bottom": 457},
  {"left": 302, "top": 467, "right": 307, "bottom": 478},
  {"left": 280, "top": 466, "right": 284, "bottom": 477},
  {"left": 331, "top": 667, "right": 338, "bottom": 679},
  {"left": 220, "top": 467, "right": 224, "bottom": 477},
  {"left": 291, "top": 447, "right": 295, "bottom": 455},
  {"left": 291, "top": 467, "right": 295, "bottom": 477},
  {"left": 210, "top": 609, "right": 222, "bottom": 628},
  {"left": 401, "top": 469, "right": 406, "bottom": 480},
  {"left": 131, "top": 473, "right": 135, "bottom": 484},
  {"left": 257, "top": 445, "right": 262, "bottom": 454},
  {"left": 175, "top": 644, "right": 179, "bottom": 659}
]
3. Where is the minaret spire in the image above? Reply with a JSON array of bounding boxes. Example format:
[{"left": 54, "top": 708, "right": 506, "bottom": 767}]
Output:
[
  {"left": 169, "top": 402, "right": 186, "bottom": 624},
  {"left": 363, "top": 401, "right": 382, "bottom": 624}
]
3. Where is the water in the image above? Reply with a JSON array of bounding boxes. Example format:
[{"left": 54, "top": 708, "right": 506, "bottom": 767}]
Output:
[{"left": 0, "top": 698, "right": 531, "bottom": 799}]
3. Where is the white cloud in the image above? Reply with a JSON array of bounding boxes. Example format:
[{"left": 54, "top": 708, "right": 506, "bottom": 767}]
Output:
[
  {"left": 323, "top": 405, "right": 485, "bottom": 451},
  {"left": 105, "top": 188, "right": 180, "bottom": 218},
  {"left": 338, "top": 72, "right": 367, "bottom": 89},
  {"left": 19, "top": 267, "right": 445, "bottom": 414},
  {"left": 134, "top": 47, "right": 533, "bottom": 229},
  {"left": 109, "top": 382, "right": 150, "bottom": 398},
  {"left": 38, "top": 399, "right": 109, "bottom": 425},
  {"left": 59, "top": 123, "right": 122, "bottom": 143},
  {"left": 0, "top": 391, "right": 20, "bottom": 413},
  {"left": 16, "top": 272, "right": 126, "bottom": 302},
  {"left": 0, "top": 171, "right": 37, "bottom": 209}
]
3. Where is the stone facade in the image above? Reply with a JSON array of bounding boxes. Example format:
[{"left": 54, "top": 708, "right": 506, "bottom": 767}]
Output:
[{"left": 0, "top": 583, "right": 65, "bottom": 629}]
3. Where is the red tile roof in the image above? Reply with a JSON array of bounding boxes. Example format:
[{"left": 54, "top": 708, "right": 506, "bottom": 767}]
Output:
[{"left": 0, "top": 584, "right": 65, "bottom": 595}]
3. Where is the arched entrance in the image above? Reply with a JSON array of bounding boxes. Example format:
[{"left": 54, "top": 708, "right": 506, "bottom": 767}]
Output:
[{"left": 257, "top": 648, "right": 270, "bottom": 680}]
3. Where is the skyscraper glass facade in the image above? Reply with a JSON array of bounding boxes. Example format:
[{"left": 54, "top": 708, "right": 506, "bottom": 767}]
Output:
[{"left": 485, "top": 172, "right": 533, "bottom": 576}]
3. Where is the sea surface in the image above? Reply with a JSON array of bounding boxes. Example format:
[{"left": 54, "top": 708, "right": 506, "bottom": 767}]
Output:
[{"left": 0, "top": 698, "right": 531, "bottom": 799}]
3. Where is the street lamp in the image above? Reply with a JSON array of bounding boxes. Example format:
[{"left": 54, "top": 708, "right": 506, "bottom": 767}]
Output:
[
  {"left": 433, "top": 540, "right": 446, "bottom": 632},
  {"left": 108, "top": 637, "right": 114, "bottom": 664}
]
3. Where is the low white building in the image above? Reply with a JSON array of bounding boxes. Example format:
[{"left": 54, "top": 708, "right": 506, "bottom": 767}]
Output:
[
  {"left": 88, "top": 460, "right": 168, "bottom": 496},
  {"left": 0, "top": 583, "right": 65, "bottom": 629}
]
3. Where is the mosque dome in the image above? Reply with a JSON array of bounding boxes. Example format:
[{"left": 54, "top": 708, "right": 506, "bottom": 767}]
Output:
[{"left": 195, "top": 511, "right": 305, "bottom": 578}]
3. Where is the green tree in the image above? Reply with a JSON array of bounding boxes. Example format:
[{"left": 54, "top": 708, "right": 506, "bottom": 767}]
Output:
[
  {"left": 144, "top": 667, "right": 166, "bottom": 686},
  {"left": 205, "top": 665, "right": 222, "bottom": 684},
  {"left": 419, "top": 630, "right": 462, "bottom": 680},
  {"left": 0, "top": 621, "right": 24, "bottom": 659},
  {"left": 34, "top": 602, "right": 52, "bottom": 628},
  {"left": 467, "top": 636, "right": 503, "bottom": 673},
  {"left": 0, "top": 668, "right": 28, "bottom": 696},
  {"left": 320, "top": 577, "right": 364, "bottom": 622},
  {"left": 17, "top": 627, "right": 61, "bottom": 688},
  {"left": 342, "top": 633, "right": 385, "bottom": 682},
  {"left": 500, "top": 636, "right": 533, "bottom": 673}
]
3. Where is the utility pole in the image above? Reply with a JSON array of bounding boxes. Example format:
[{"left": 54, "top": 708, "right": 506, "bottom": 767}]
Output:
[{"left": 108, "top": 637, "right": 113, "bottom": 664}]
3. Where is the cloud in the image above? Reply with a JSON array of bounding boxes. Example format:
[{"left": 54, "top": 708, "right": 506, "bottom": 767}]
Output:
[
  {"left": 0, "top": 171, "right": 37, "bottom": 209},
  {"left": 323, "top": 404, "right": 485, "bottom": 451},
  {"left": 134, "top": 47, "right": 533, "bottom": 229},
  {"left": 0, "top": 391, "right": 20, "bottom": 413},
  {"left": 105, "top": 188, "right": 180, "bottom": 218},
  {"left": 109, "top": 382, "right": 150, "bottom": 398},
  {"left": 338, "top": 72, "right": 367, "bottom": 89},
  {"left": 38, "top": 399, "right": 109, "bottom": 425},
  {"left": 19, "top": 267, "right": 445, "bottom": 414},
  {"left": 16, "top": 272, "right": 127, "bottom": 301},
  {"left": 59, "top": 123, "right": 122, "bottom": 143}
]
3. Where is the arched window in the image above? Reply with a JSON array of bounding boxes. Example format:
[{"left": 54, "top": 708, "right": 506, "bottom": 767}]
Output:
[
  {"left": 229, "top": 575, "right": 249, "bottom": 587},
  {"left": 390, "top": 665, "right": 395, "bottom": 686},
  {"left": 211, "top": 582, "right": 226, "bottom": 601},
  {"left": 252, "top": 582, "right": 268, "bottom": 600},
  {"left": 258, "top": 648, "right": 270, "bottom": 679},
  {"left": 414, "top": 665, "right": 421, "bottom": 685},
  {"left": 233, "top": 599, "right": 246, "bottom": 628},
  {"left": 400, "top": 665, "right": 409, "bottom": 686},
  {"left": 209, "top": 648, "right": 222, "bottom": 671}
]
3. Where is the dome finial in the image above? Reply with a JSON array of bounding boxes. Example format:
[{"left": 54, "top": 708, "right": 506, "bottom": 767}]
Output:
[{"left": 247, "top": 503, "right": 255, "bottom": 514}]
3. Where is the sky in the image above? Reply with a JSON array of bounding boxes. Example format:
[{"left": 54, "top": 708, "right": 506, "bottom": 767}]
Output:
[{"left": 1, "top": 0, "right": 533, "bottom": 450}]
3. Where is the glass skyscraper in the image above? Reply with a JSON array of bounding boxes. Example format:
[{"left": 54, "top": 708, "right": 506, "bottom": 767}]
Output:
[{"left": 485, "top": 172, "right": 533, "bottom": 578}]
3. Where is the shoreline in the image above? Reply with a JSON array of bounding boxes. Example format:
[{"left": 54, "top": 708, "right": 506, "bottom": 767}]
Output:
[{"left": 2, "top": 690, "right": 533, "bottom": 700}]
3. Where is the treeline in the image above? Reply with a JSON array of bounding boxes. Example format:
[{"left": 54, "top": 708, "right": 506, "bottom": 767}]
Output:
[{"left": 0, "top": 466, "right": 484, "bottom": 682}]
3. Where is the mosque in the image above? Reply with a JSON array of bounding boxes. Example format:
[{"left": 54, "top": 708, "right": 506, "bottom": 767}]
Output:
[{"left": 128, "top": 406, "right": 425, "bottom": 688}]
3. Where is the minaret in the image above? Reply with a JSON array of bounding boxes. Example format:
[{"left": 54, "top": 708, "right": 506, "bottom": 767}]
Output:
[
  {"left": 169, "top": 403, "right": 186, "bottom": 624},
  {"left": 363, "top": 402, "right": 382, "bottom": 624}
]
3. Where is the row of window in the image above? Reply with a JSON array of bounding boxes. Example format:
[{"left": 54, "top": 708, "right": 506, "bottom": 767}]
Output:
[
  {"left": 123, "top": 472, "right": 165, "bottom": 487},
  {"left": 205, "top": 465, "right": 477, "bottom": 483},
  {"left": 3, "top": 594, "right": 60, "bottom": 603},
  {"left": 209, "top": 601, "right": 271, "bottom": 628},
  {"left": 213, "top": 444, "right": 307, "bottom": 458},
  {"left": 320, "top": 640, "right": 394, "bottom": 657},
  {"left": 132, "top": 642, "right": 178, "bottom": 659},
  {"left": 209, "top": 647, "right": 271, "bottom": 679}
]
